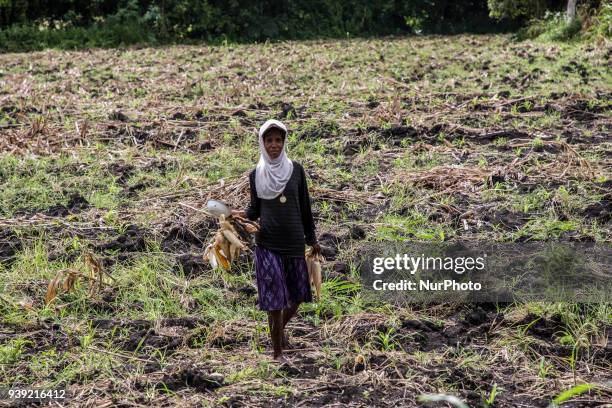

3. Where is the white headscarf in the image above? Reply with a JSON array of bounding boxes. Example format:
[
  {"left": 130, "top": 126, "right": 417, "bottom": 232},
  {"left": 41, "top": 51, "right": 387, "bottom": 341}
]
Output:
[{"left": 255, "top": 119, "right": 294, "bottom": 200}]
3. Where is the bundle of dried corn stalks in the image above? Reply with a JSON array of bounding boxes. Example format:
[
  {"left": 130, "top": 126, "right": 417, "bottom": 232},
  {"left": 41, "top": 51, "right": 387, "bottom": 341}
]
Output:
[
  {"left": 205, "top": 172, "right": 251, "bottom": 210},
  {"left": 506, "top": 139, "right": 599, "bottom": 181},
  {"left": 203, "top": 214, "right": 258, "bottom": 271},
  {"left": 390, "top": 165, "right": 493, "bottom": 194}
]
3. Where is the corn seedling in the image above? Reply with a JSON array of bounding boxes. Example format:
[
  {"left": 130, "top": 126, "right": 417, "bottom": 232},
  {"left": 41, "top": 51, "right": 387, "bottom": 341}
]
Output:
[
  {"left": 377, "top": 327, "right": 397, "bottom": 351},
  {"left": 485, "top": 383, "right": 500, "bottom": 407},
  {"left": 548, "top": 383, "right": 595, "bottom": 407}
]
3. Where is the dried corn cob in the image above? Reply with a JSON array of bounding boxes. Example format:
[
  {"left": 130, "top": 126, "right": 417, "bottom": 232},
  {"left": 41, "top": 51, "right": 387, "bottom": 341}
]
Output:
[
  {"left": 305, "top": 248, "right": 324, "bottom": 300},
  {"left": 202, "top": 211, "right": 255, "bottom": 271}
]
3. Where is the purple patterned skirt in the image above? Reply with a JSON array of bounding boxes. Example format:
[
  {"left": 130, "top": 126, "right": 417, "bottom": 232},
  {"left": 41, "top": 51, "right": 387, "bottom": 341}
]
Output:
[{"left": 254, "top": 245, "right": 313, "bottom": 311}]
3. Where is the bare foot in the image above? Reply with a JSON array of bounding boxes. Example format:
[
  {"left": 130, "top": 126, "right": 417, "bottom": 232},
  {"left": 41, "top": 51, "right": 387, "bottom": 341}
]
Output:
[
  {"left": 282, "top": 332, "right": 292, "bottom": 349},
  {"left": 273, "top": 352, "right": 288, "bottom": 363}
]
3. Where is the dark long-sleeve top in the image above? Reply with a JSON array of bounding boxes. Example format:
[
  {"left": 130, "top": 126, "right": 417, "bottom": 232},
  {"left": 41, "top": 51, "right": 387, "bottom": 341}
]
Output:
[{"left": 244, "top": 161, "right": 318, "bottom": 257}]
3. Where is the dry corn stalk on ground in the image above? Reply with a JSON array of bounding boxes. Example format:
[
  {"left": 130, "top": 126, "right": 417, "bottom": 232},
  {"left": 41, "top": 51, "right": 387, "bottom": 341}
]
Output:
[{"left": 45, "top": 253, "right": 109, "bottom": 306}]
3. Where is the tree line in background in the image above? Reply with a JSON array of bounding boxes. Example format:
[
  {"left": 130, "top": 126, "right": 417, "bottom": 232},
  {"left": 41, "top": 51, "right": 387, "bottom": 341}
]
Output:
[{"left": 0, "top": 0, "right": 608, "bottom": 52}]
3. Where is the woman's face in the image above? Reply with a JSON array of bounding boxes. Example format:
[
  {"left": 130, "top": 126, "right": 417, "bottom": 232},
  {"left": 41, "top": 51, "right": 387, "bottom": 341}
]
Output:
[{"left": 263, "top": 128, "right": 285, "bottom": 159}]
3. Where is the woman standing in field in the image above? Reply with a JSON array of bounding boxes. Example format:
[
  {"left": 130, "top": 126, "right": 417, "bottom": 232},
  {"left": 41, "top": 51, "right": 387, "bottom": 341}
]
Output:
[{"left": 232, "top": 119, "right": 321, "bottom": 361}]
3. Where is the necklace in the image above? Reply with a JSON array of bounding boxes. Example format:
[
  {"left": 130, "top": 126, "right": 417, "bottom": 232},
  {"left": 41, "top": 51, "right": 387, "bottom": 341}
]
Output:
[{"left": 279, "top": 193, "right": 287, "bottom": 203}]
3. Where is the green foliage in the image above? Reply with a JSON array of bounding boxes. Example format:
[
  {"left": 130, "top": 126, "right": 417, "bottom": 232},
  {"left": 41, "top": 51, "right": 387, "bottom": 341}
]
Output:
[
  {"left": 489, "top": 0, "right": 607, "bottom": 42},
  {"left": 0, "top": 338, "right": 31, "bottom": 365},
  {"left": 485, "top": 383, "right": 500, "bottom": 406},
  {"left": 0, "top": 0, "right": 156, "bottom": 52},
  {"left": 585, "top": 2, "right": 612, "bottom": 39},
  {"left": 549, "top": 383, "right": 595, "bottom": 407},
  {"left": 376, "top": 327, "right": 398, "bottom": 351},
  {"left": 488, "top": 0, "right": 550, "bottom": 20},
  {"left": 0, "top": 0, "right": 604, "bottom": 51},
  {"left": 517, "top": 10, "right": 583, "bottom": 41},
  {"left": 0, "top": 0, "right": 512, "bottom": 52}
]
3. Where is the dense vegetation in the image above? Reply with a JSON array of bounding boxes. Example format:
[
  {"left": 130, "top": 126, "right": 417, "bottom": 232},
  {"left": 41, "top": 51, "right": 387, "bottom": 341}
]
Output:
[{"left": 1, "top": 0, "right": 607, "bottom": 52}]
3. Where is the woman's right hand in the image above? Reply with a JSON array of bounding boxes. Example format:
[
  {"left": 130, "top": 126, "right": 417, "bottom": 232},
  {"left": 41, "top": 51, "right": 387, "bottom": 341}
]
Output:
[{"left": 231, "top": 209, "right": 247, "bottom": 218}]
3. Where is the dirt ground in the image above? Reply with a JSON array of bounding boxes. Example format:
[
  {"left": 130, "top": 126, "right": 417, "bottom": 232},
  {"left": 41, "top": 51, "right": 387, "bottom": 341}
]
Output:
[{"left": 0, "top": 34, "right": 610, "bottom": 407}]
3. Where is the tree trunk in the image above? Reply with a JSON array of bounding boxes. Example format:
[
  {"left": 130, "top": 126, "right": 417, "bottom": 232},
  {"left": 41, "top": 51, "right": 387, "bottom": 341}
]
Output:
[{"left": 566, "top": 0, "right": 577, "bottom": 22}]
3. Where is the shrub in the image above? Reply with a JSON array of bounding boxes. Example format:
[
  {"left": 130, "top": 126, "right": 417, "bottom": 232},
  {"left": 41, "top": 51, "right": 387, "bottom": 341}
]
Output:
[
  {"left": 516, "top": 10, "right": 582, "bottom": 41},
  {"left": 585, "top": 2, "right": 612, "bottom": 39}
]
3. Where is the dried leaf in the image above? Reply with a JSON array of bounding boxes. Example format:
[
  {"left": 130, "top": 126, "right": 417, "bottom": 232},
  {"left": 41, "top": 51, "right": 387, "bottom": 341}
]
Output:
[{"left": 45, "top": 270, "right": 65, "bottom": 305}]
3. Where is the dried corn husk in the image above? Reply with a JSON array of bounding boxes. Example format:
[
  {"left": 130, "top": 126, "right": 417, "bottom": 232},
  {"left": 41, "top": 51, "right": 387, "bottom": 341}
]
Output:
[
  {"left": 305, "top": 248, "right": 324, "bottom": 300},
  {"left": 217, "top": 231, "right": 232, "bottom": 262},
  {"left": 202, "top": 213, "right": 254, "bottom": 271},
  {"left": 222, "top": 230, "right": 244, "bottom": 250},
  {"left": 204, "top": 244, "right": 219, "bottom": 269},
  {"left": 214, "top": 246, "right": 231, "bottom": 270}
]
